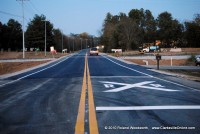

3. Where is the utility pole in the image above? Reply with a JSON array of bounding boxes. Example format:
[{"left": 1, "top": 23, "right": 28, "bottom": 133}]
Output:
[
  {"left": 68, "top": 37, "right": 70, "bottom": 53},
  {"left": 80, "top": 38, "right": 82, "bottom": 50},
  {"left": 17, "top": 0, "right": 28, "bottom": 59},
  {"left": 73, "top": 37, "right": 74, "bottom": 52},
  {"left": 86, "top": 39, "right": 88, "bottom": 49},
  {"left": 44, "top": 21, "right": 46, "bottom": 57},
  {"left": 62, "top": 30, "right": 63, "bottom": 51}
]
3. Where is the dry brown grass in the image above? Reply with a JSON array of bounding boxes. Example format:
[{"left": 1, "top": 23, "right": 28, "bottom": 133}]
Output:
[
  {"left": 125, "top": 59, "right": 194, "bottom": 66},
  {"left": 0, "top": 51, "right": 68, "bottom": 75},
  {"left": 0, "top": 61, "right": 49, "bottom": 75},
  {"left": 0, "top": 51, "right": 68, "bottom": 59}
]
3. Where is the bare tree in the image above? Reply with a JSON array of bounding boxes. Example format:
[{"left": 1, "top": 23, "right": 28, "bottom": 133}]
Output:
[{"left": 118, "top": 18, "right": 141, "bottom": 50}]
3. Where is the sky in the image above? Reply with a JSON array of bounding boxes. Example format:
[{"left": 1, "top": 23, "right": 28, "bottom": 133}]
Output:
[{"left": 0, "top": 0, "right": 200, "bottom": 37}]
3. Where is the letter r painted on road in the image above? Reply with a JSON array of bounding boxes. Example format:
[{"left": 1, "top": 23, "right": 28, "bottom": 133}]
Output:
[
  {"left": 150, "top": 84, "right": 165, "bottom": 88},
  {"left": 104, "top": 84, "right": 115, "bottom": 88}
]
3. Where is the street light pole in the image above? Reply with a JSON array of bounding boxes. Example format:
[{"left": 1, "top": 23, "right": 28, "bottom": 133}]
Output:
[
  {"left": 73, "top": 37, "right": 74, "bottom": 52},
  {"left": 61, "top": 30, "right": 63, "bottom": 51},
  {"left": 86, "top": 39, "right": 88, "bottom": 49},
  {"left": 42, "top": 20, "right": 47, "bottom": 57},
  {"left": 44, "top": 21, "right": 46, "bottom": 57},
  {"left": 68, "top": 37, "right": 70, "bottom": 53},
  {"left": 22, "top": 0, "right": 25, "bottom": 58},
  {"left": 80, "top": 38, "right": 82, "bottom": 50}
]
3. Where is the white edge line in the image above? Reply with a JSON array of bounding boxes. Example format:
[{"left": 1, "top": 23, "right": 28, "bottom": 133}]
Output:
[
  {"left": 91, "top": 76, "right": 151, "bottom": 78},
  {"left": 102, "top": 55, "right": 198, "bottom": 91},
  {"left": 96, "top": 106, "right": 200, "bottom": 111},
  {"left": 0, "top": 54, "right": 74, "bottom": 87},
  {"left": 102, "top": 55, "right": 153, "bottom": 78}
]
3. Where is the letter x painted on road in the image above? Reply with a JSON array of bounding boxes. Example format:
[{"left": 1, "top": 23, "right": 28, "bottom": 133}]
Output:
[{"left": 100, "top": 81, "right": 179, "bottom": 92}]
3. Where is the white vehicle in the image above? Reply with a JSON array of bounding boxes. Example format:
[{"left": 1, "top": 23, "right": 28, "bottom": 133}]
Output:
[
  {"left": 90, "top": 47, "right": 99, "bottom": 56},
  {"left": 140, "top": 46, "right": 159, "bottom": 53}
]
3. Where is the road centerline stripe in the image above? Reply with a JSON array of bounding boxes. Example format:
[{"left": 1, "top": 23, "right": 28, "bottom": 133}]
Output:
[
  {"left": 75, "top": 54, "right": 99, "bottom": 134},
  {"left": 87, "top": 54, "right": 99, "bottom": 134},
  {"left": 75, "top": 55, "right": 87, "bottom": 134}
]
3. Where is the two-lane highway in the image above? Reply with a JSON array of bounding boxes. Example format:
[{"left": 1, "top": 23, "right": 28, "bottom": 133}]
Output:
[{"left": 1, "top": 50, "right": 200, "bottom": 134}]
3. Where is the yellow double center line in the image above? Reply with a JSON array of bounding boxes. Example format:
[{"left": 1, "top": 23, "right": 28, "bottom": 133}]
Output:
[{"left": 75, "top": 54, "right": 99, "bottom": 134}]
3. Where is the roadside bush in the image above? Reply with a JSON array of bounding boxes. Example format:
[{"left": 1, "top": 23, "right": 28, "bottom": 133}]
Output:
[
  {"left": 185, "top": 54, "right": 196, "bottom": 65},
  {"left": 188, "top": 54, "right": 196, "bottom": 62}
]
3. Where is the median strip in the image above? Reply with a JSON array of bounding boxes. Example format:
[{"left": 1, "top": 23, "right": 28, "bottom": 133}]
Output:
[{"left": 75, "top": 54, "right": 99, "bottom": 134}]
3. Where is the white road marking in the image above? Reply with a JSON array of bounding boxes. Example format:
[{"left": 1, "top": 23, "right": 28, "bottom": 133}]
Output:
[
  {"left": 100, "top": 81, "right": 179, "bottom": 92},
  {"left": 150, "top": 84, "right": 164, "bottom": 88},
  {"left": 102, "top": 55, "right": 154, "bottom": 77},
  {"left": 100, "top": 81, "right": 129, "bottom": 86},
  {"left": 96, "top": 105, "right": 200, "bottom": 111},
  {"left": 102, "top": 55, "right": 198, "bottom": 91},
  {"left": 91, "top": 76, "right": 152, "bottom": 78},
  {"left": 138, "top": 85, "right": 179, "bottom": 92},
  {"left": 104, "top": 84, "right": 115, "bottom": 88}
]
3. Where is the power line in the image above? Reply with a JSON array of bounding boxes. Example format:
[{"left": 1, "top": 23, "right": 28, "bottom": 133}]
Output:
[
  {"left": 0, "top": 10, "right": 22, "bottom": 18},
  {"left": 27, "top": 1, "right": 49, "bottom": 22},
  {"left": 0, "top": 10, "right": 29, "bottom": 26},
  {"left": 28, "top": 1, "right": 41, "bottom": 15},
  {"left": 16, "top": 0, "right": 33, "bottom": 21},
  {"left": 23, "top": 2, "right": 36, "bottom": 16}
]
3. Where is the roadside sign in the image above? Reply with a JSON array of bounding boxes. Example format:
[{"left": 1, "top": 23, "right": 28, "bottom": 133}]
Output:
[{"left": 111, "top": 49, "right": 122, "bottom": 53}]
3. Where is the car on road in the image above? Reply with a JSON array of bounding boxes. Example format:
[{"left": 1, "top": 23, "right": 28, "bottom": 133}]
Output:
[
  {"left": 90, "top": 47, "right": 99, "bottom": 56},
  {"left": 195, "top": 55, "right": 200, "bottom": 66}
]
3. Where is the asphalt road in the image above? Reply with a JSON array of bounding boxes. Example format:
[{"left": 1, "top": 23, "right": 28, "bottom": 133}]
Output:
[{"left": 1, "top": 50, "right": 200, "bottom": 134}]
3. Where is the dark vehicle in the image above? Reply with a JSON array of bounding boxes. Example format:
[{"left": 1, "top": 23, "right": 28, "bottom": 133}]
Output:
[
  {"left": 90, "top": 47, "right": 99, "bottom": 56},
  {"left": 195, "top": 55, "right": 200, "bottom": 66}
]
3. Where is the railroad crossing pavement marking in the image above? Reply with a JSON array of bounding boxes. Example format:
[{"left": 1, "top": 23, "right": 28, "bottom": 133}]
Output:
[
  {"left": 100, "top": 81, "right": 180, "bottom": 92},
  {"left": 75, "top": 54, "right": 99, "bottom": 134}
]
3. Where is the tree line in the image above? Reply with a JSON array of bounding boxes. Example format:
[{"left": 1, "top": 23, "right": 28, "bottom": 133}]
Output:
[
  {"left": 100, "top": 8, "right": 200, "bottom": 52},
  {"left": 0, "top": 14, "right": 98, "bottom": 52},
  {"left": 1, "top": 9, "right": 200, "bottom": 53}
]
